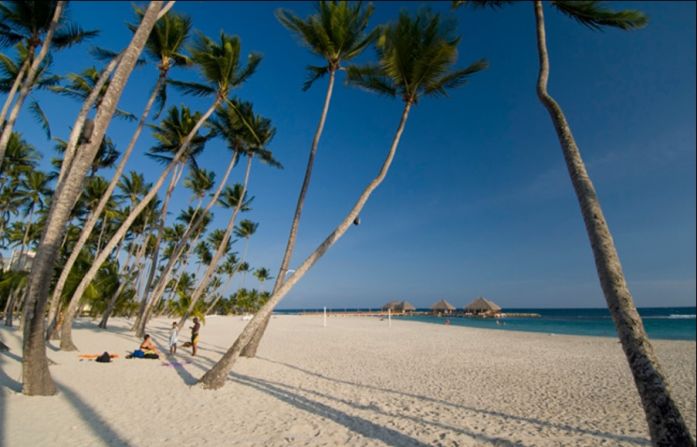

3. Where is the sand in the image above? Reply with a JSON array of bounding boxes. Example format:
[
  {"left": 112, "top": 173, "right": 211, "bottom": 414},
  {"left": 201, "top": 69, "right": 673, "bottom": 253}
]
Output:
[{"left": 0, "top": 315, "right": 695, "bottom": 446}]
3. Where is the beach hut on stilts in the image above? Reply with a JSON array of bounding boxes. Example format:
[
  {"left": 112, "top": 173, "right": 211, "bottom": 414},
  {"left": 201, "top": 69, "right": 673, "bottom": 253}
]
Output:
[
  {"left": 431, "top": 299, "right": 455, "bottom": 316},
  {"left": 382, "top": 300, "right": 416, "bottom": 315},
  {"left": 465, "top": 297, "right": 502, "bottom": 317}
]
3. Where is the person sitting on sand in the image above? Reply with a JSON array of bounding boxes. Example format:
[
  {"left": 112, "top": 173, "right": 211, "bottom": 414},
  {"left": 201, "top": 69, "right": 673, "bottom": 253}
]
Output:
[
  {"left": 140, "top": 334, "right": 158, "bottom": 353},
  {"left": 190, "top": 317, "right": 200, "bottom": 357}
]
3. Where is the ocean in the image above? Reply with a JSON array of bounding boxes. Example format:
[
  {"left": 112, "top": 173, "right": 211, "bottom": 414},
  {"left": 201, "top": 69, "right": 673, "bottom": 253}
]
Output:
[{"left": 274, "top": 307, "right": 696, "bottom": 341}]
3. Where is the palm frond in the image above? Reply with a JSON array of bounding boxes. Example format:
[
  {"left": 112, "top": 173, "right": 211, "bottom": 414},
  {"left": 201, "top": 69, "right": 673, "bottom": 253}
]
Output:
[
  {"left": 424, "top": 58, "right": 489, "bottom": 96},
  {"left": 346, "top": 64, "right": 396, "bottom": 97},
  {"left": 114, "top": 108, "right": 137, "bottom": 122},
  {"left": 552, "top": 1, "right": 648, "bottom": 31},
  {"left": 302, "top": 64, "right": 328, "bottom": 91},
  {"left": 29, "top": 100, "right": 51, "bottom": 139},
  {"left": 452, "top": 0, "right": 514, "bottom": 9},
  {"left": 52, "top": 22, "right": 99, "bottom": 49},
  {"left": 168, "top": 79, "right": 215, "bottom": 97}
]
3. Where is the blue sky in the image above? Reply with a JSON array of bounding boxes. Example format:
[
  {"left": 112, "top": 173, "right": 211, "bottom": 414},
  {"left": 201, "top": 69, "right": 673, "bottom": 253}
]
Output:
[{"left": 10, "top": 1, "right": 696, "bottom": 309}]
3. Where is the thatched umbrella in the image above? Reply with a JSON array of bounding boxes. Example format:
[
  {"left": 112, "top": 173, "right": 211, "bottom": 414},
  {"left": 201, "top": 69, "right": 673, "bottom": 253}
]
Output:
[
  {"left": 382, "top": 300, "right": 401, "bottom": 311},
  {"left": 465, "top": 297, "right": 502, "bottom": 315},
  {"left": 398, "top": 301, "right": 416, "bottom": 313},
  {"left": 431, "top": 299, "right": 455, "bottom": 314}
]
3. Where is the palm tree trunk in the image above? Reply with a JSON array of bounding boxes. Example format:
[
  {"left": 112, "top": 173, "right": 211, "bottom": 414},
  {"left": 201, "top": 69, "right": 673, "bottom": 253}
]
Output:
[
  {"left": 137, "top": 150, "right": 238, "bottom": 335},
  {"left": 98, "top": 238, "right": 138, "bottom": 328},
  {"left": 176, "top": 156, "right": 253, "bottom": 336},
  {"left": 134, "top": 162, "right": 182, "bottom": 334},
  {"left": 4, "top": 287, "right": 20, "bottom": 327},
  {"left": 47, "top": 72, "right": 170, "bottom": 337},
  {"left": 241, "top": 70, "right": 337, "bottom": 358},
  {"left": 21, "top": 3, "right": 164, "bottom": 392},
  {"left": 533, "top": 2, "right": 694, "bottom": 445},
  {"left": 0, "top": 57, "right": 30, "bottom": 128},
  {"left": 200, "top": 101, "right": 412, "bottom": 389},
  {"left": 59, "top": 96, "right": 220, "bottom": 351},
  {"left": 0, "top": 2, "right": 65, "bottom": 170},
  {"left": 58, "top": 55, "right": 122, "bottom": 185}
]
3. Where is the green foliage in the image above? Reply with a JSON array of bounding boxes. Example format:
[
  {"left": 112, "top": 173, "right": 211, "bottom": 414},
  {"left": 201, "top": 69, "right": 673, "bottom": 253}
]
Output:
[
  {"left": 148, "top": 105, "right": 209, "bottom": 167},
  {"left": 348, "top": 9, "right": 487, "bottom": 104},
  {"left": 276, "top": 1, "right": 379, "bottom": 90}
]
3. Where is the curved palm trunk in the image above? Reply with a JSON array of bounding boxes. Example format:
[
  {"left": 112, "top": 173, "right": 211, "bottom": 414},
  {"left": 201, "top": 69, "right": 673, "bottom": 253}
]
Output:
[
  {"left": 59, "top": 55, "right": 122, "bottom": 185},
  {"left": 59, "top": 97, "right": 220, "bottom": 351},
  {"left": 4, "top": 287, "right": 20, "bottom": 327},
  {"left": 533, "top": 3, "right": 694, "bottom": 445},
  {"left": 47, "top": 72, "right": 169, "bottom": 338},
  {"left": 98, "top": 238, "right": 140, "bottom": 328},
  {"left": 241, "top": 70, "right": 337, "bottom": 358},
  {"left": 0, "top": 57, "right": 30, "bottom": 128},
  {"left": 21, "top": 1, "right": 163, "bottom": 395},
  {"left": 0, "top": 2, "right": 65, "bottom": 169},
  {"left": 137, "top": 151, "right": 238, "bottom": 335},
  {"left": 176, "top": 156, "right": 253, "bottom": 335},
  {"left": 200, "top": 102, "right": 412, "bottom": 389},
  {"left": 133, "top": 163, "right": 183, "bottom": 334}
]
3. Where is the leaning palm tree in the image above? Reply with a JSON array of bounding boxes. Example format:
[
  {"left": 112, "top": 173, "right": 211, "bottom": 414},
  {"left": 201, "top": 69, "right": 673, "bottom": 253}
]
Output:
[
  {"left": 253, "top": 267, "right": 272, "bottom": 289},
  {"left": 0, "top": 0, "right": 97, "bottom": 168},
  {"left": 61, "top": 27, "right": 263, "bottom": 350},
  {"left": 175, "top": 101, "right": 278, "bottom": 335},
  {"left": 200, "top": 9, "right": 487, "bottom": 389},
  {"left": 455, "top": 1, "right": 694, "bottom": 445},
  {"left": 132, "top": 105, "right": 208, "bottom": 334},
  {"left": 240, "top": 1, "right": 379, "bottom": 358},
  {"left": 21, "top": 2, "right": 165, "bottom": 396},
  {"left": 47, "top": 10, "right": 193, "bottom": 340}
]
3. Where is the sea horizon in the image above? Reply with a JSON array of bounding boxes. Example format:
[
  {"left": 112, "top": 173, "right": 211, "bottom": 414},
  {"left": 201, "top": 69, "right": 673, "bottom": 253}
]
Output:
[{"left": 274, "top": 306, "right": 697, "bottom": 341}]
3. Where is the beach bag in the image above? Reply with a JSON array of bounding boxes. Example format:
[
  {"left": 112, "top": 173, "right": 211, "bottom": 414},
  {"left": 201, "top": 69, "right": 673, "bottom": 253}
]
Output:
[
  {"left": 133, "top": 349, "right": 145, "bottom": 358},
  {"left": 95, "top": 352, "right": 111, "bottom": 363}
]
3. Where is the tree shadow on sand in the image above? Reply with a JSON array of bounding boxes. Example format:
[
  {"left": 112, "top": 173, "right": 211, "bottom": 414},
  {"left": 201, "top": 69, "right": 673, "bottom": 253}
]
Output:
[
  {"left": 256, "top": 357, "right": 651, "bottom": 446},
  {"left": 55, "top": 381, "right": 131, "bottom": 446},
  {"left": 232, "top": 373, "right": 456, "bottom": 447}
]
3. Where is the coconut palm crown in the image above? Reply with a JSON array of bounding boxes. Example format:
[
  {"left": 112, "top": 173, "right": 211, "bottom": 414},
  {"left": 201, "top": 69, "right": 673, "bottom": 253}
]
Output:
[
  {"left": 454, "top": 1, "right": 646, "bottom": 31},
  {"left": 276, "top": 1, "right": 379, "bottom": 90},
  {"left": 347, "top": 9, "right": 488, "bottom": 105}
]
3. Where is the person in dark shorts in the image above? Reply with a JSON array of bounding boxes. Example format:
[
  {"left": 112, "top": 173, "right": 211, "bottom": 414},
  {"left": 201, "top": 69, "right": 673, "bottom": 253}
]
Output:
[{"left": 190, "top": 317, "right": 200, "bottom": 356}]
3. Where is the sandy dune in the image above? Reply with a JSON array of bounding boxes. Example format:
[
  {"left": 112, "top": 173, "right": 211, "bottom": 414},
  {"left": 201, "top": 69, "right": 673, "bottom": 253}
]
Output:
[{"left": 1, "top": 315, "right": 695, "bottom": 446}]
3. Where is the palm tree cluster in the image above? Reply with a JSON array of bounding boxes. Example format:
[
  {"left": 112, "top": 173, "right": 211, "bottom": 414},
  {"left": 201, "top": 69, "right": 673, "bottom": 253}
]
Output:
[{"left": 0, "top": 1, "right": 692, "bottom": 445}]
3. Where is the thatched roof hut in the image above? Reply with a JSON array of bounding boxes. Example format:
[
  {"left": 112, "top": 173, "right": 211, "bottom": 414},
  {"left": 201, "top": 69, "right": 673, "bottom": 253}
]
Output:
[
  {"left": 383, "top": 300, "right": 416, "bottom": 313},
  {"left": 399, "top": 301, "right": 416, "bottom": 312},
  {"left": 431, "top": 299, "right": 455, "bottom": 314},
  {"left": 382, "top": 300, "right": 401, "bottom": 311},
  {"left": 465, "top": 297, "right": 502, "bottom": 314}
]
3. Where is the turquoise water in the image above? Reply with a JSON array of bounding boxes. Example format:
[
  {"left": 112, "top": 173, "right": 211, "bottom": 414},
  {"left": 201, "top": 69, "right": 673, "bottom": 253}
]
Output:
[{"left": 276, "top": 307, "right": 696, "bottom": 340}]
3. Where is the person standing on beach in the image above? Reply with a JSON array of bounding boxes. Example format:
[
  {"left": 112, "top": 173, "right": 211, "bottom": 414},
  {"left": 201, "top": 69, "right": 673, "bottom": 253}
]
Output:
[
  {"left": 169, "top": 322, "right": 178, "bottom": 355},
  {"left": 190, "top": 317, "right": 200, "bottom": 356}
]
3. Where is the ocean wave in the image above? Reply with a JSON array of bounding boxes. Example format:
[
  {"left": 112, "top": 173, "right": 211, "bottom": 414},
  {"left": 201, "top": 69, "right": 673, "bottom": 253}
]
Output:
[{"left": 643, "top": 314, "right": 696, "bottom": 320}]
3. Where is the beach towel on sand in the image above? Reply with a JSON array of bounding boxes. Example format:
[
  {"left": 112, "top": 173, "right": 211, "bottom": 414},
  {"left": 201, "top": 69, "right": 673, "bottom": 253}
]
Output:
[{"left": 79, "top": 353, "right": 120, "bottom": 361}]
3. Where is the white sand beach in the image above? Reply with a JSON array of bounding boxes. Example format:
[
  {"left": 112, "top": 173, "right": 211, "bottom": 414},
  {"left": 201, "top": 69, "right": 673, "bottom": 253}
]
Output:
[{"left": 1, "top": 315, "right": 695, "bottom": 446}]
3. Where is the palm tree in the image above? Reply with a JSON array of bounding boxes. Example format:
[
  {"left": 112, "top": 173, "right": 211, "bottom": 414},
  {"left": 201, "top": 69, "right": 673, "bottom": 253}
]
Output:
[
  {"left": 49, "top": 66, "right": 138, "bottom": 121},
  {"left": 200, "top": 9, "right": 487, "bottom": 389},
  {"left": 49, "top": 9, "right": 194, "bottom": 340},
  {"left": 234, "top": 219, "right": 258, "bottom": 286},
  {"left": 174, "top": 100, "right": 277, "bottom": 334},
  {"left": 253, "top": 267, "right": 272, "bottom": 289},
  {"left": 205, "top": 252, "right": 240, "bottom": 314},
  {"left": 0, "top": 43, "right": 61, "bottom": 139},
  {"left": 0, "top": 0, "right": 97, "bottom": 168},
  {"left": 134, "top": 105, "right": 209, "bottom": 332},
  {"left": 239, "top": 1, "right": 378, "bottom": 358},
  {"left": 21, "top": 2, "right": 165, "bottom": 395},
  {"left": 454, "top": 1, "right": 693, "bottom": 444}
]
